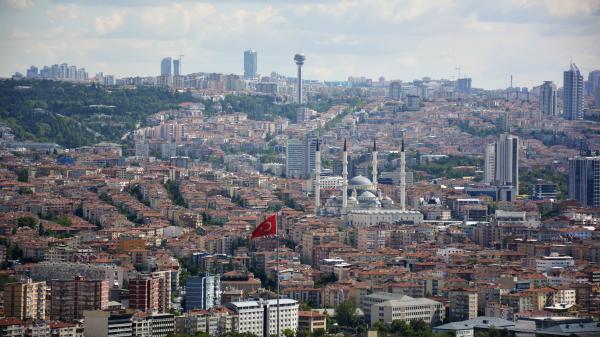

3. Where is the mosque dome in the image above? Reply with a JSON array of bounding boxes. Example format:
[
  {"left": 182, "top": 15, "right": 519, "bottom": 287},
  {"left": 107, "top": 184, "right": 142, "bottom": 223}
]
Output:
[
  {"left": 358, "top": 191, "right": 377, "bottom": 200},
  {"left": 349, "top": 175, "right": 373, "bottom": 186}
]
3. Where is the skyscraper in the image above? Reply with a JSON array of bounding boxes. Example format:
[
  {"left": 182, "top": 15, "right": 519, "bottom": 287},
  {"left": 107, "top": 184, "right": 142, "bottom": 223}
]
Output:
[
  {"left": 540, "top": 81, "right": 557, "bottom": 116},
  {"left": 285, "top": 134, "right": 317, "bottom": 178},
  {"left": 185, "top": 273, "right": 221, "bottom": 311},
  {"left": 588, "top": 70, "right": 600, "bottom": 95},
  {"left": 161, "top": 57, "right": 172, "bottom": 76},
  {"left": 484, "top": 134, "right": 519, "bottom": 201},
  {"left": 569, "top": 152, "right": 600, "bottom": 208},
  {"left": 457, "top": 78, "right": 472, "bottom": 94},
  {"left": 563, "top": 63, "right": 584, "bottom": 120},
  {"left": 389, "top": 81, "right": 402, "bottom": 100},
  {"left": 244, "top": 49, "right": 257, "bottom": 79},
  {"left": 173, "top": 59, "right": 180, "bottom": 76},
  {"left": 294, "top": 53, "right": 306, "bottom": 104}
]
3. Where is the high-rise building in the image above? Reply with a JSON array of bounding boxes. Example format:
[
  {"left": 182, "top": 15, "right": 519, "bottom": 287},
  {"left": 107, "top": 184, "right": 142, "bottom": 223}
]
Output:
[
  {"left": 26, "top": 66, "right": 38, "bottom": 78},
  {"left": 244, "top": 49, "right": 258, "bottom": 79},
  {"left": 3, "top": 279, "right": 46, "bottom": 320},
  {"left": 286, "top": 138, "right": 305, "bottom": 178},
  {"left": 161, "top": 57, "right": 172, "bottom": 76},
  {"left": 563, "top": 63, "right": 584, "bottom": 120},
  {"left": 173, "top": 59, "right": 180, "bottom": 76},
  {"left": 185, "top": 273, "right": 221, "bottom": 311},
  {"left": 389, "top": 81, "right": 402, "bottom": 100},
  {"left": 294, "top": 53, "right": 306, "bottom": 104},
  {"left": 285, "top": 135, "right": 317, "bottom": 178},
  {"left": 457, "top": 78, "right": 472, "bottom": 94},
  {"left": 129, "top": 271, "right": 172, "bottom": 313},
  {"left": 226, "top": 299, "right": 299, "bottom": 337},
  {"left": 540, "top": 81, "right": 558, "bottom": 116},
  {"left": 568, "top": 152, "right": 600, "bottom": 208},
  {"left": 49, "top": 276, "right": 109, "bottom": 322},
  {"left": 484, "top": 134, "right": 519, "bottom": 201},
  {"left": 484, "top": 143, "right": 496, "bottom": 184},
  {"left": 586, "top": 70, "right": 600, "bottom": 95}
]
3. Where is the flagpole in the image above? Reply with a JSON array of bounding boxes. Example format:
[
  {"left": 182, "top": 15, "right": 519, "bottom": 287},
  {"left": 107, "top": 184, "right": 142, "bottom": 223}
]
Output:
[{"left": 276, "top": 210, "right": 280, "bottom": 337}]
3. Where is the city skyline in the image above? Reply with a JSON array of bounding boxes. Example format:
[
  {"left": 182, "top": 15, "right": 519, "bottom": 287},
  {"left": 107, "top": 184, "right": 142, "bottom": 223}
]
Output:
[{"left": 0, "top": 0, "right": 599, "bottom": 89}]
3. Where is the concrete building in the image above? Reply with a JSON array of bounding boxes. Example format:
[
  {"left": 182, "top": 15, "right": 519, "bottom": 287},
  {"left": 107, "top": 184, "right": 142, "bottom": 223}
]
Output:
[
  {"left": 129, "top": 271, "right": 172, "bottom": 313},
  {"left": 568, "top": 153, "right": 600, "bottom": 208},
  {"left": 185, "top": 273, "right": 221, "bottom": 311},
  {"left": 3, "top": 280, "right": 46, "bottom": 321},
  {"left": 484, "top": 133, "right": 519, "bottom": 201},
  {"left": 536, "top": 253, "right": 575, "bottom": 272},
  {"left": 49, "top": 276, "right": 109, "bottom": 322},
  {"left": 448, "top": 289, "right": 478, "bottom": 322},
  {"left": 457, "top": 78, "right": 472, "bottom": 94},
  {"left": 298, "top": 311, "right": 326, "bottom": 333},
  {"left": 226, "top": 299, "right": 298, "bottom": 337},
  {"left": 540, "top": 81, "right": 558, "bottom": 116},
  {"left": 563, "top": 63, "right": 584, "bottom": 120},
  {"left": 84, "top": 310, "right": 133, "bottom": 337},
  {"left": 389, "top": 81, "right": 402, "bottom": 100},
  {"left": 161, "top": 57, "right": 172, "bottom": 76},
  {"left": 370, "top": 295, "right": 444, "bottom": 326},
  {"left": 29, "top": 261, "right": 124, "bottom": 287},
  {"left": 244, "top": 49, "right": 258, "bottom": 79}
]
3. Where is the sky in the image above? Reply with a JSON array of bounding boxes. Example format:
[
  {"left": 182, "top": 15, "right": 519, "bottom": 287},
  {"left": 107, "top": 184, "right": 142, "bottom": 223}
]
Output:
[{"left": 0, "top": 0, "right": 599, "bottom": 89}]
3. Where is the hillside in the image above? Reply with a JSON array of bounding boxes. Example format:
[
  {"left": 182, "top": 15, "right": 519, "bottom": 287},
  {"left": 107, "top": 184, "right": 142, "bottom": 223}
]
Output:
[{"left": 0, "top": 79, "right": 194, "bottom": 148}]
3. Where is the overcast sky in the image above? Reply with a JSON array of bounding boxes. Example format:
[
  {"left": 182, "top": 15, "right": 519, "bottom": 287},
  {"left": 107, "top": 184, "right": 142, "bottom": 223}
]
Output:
[{"left": 1, "top": 0, "right": 599, "bottom": 89}]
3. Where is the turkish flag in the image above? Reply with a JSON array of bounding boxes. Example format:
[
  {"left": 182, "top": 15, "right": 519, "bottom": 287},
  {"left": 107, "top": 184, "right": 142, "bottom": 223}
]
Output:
[{"left": 251, "top": 214, "right": 277, "bottom": 239}]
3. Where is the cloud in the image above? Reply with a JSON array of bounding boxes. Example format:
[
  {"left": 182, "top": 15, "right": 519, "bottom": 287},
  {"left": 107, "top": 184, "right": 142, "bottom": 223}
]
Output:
[
  {"left": 0, "top": 0, "right": 599, "bottom": 88},
  {"left": 1, "top": 0, "right": 34, "bottom": 10},
  {"left": 94, "top": 10, "right": 125, "bottom": 35}
]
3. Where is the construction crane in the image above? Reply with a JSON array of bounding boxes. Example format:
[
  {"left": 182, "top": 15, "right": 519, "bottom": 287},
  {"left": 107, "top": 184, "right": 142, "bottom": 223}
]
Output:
[{"left": 455, "top": 67, "right": 461, "bottom": 80}]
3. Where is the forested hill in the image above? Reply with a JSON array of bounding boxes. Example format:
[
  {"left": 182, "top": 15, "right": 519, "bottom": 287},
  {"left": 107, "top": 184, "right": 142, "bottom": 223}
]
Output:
[{"left": 0, "top": 79, "right": 194, "bottom": 148}]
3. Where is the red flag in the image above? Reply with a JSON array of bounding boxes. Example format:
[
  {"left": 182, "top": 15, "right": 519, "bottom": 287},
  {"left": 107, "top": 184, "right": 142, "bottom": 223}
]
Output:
[{"left": 251, "top": 214, "right": 277, "bottom": 239}]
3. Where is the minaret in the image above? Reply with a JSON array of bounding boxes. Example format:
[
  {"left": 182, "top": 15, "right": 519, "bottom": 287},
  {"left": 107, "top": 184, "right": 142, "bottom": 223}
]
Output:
[
  {"left": 342, "top": 139, "right": 348, "bottom": 212},
  {"left": 314, "top": 139, "right": 320, "bottom": 215},
  {"left": 400, "top": 138, "right": 406, "bottom": 211},
  {"left": 372, "top": 139, "right": 378, "bottom": 189}
]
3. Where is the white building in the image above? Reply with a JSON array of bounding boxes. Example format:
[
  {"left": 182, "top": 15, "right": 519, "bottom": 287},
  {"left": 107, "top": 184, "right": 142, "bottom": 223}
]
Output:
[
  {"left": 84, "top": 311, "right": 133, "bottom": 337},
  {"left": 226, "top": 299, "right": 298, "bottom": 337},
  {"left": 536, "top": 253, "right": 575, "bottom": 272},
  {"left": 362, "top": 293, "right": 444, "bottom": 325}
]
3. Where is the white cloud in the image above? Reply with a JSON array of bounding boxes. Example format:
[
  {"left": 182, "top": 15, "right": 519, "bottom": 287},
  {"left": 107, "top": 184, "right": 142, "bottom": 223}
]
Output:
[
  {"left": 0, "top": 0, "right": 34, "bottom": 10},
  {"left": 94, "top": 10, "right": 125, "bottom": 35}
]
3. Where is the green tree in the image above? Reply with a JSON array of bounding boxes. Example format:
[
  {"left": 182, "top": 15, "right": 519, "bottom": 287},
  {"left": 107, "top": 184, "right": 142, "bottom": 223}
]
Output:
[{"left": 17, "top": 216, "right": 37, "bottom": 228}]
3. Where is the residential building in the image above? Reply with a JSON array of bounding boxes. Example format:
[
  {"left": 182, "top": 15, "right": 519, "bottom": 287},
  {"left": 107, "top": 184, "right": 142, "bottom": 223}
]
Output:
[
  {"left": 49, "top": 276, "right": 109, "bottom": 322},
  {"left": 185, "top": 273, "right": 221, "bottom": 311},
  {"left": 389, "top": 81, "right": 402, "bottom": 100},
  {"left": 568, "top": 153, "right": 600, "bottom": 208},
  {"left": 129, "top": 271, "right": 172, "bottom": 313},
  {"left": 448, "top": 289, "right": 478, "bottom": 322},
  {"left": 244, "top": 49, "right": 258, "bottom": 79},
  {"left": 298, "top": 311, "right": 326, "bottom": 333},
  {"left": 3, "top": 280, "right": 46, "bottom": 321},
  {"left": 161, "top": 57, "right": 172, "bottom": 76},
  {"left": 536, "top": 253, "right": 575, "bottom": 272},
  {"left": 540, "top": 81, "right": 558, "bottom": 116},
  {"left": 84, "top": 310, "right": 133, "bottom": 337}
]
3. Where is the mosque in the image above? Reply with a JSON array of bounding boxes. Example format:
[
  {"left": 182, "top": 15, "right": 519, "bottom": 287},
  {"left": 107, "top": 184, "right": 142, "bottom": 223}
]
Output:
[{"left": 315, "top": 138, "right": 423, "bottom": 226}]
